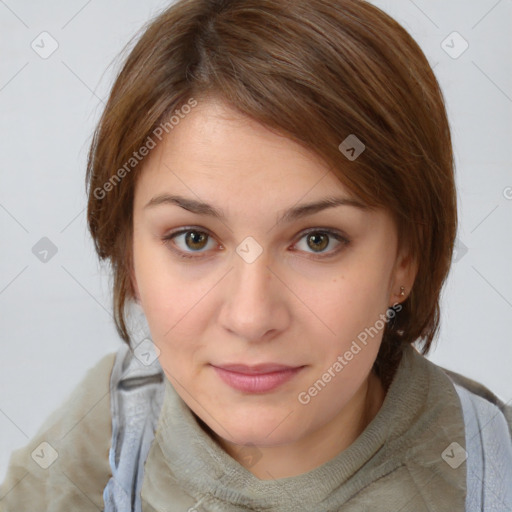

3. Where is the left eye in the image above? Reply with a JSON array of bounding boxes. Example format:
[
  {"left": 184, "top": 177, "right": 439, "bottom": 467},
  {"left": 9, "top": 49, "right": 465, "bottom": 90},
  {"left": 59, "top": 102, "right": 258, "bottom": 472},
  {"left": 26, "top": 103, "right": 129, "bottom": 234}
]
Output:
[{"left": 293, "top": 230, "right": 349, "bottom": 257}]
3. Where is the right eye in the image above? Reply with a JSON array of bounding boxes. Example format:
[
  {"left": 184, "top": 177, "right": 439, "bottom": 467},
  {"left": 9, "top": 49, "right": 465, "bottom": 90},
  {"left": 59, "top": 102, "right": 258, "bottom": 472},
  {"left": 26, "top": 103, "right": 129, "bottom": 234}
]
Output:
[{"left": 161, "top": 228, "right": 219, "bottom": 259}]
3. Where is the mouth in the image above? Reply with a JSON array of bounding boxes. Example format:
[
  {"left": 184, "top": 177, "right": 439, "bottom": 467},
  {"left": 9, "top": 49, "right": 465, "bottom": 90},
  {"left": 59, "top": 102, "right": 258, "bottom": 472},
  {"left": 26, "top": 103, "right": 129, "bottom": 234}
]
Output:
[{"left": 210, "top": 363, "right": 306, "bottom": 393}]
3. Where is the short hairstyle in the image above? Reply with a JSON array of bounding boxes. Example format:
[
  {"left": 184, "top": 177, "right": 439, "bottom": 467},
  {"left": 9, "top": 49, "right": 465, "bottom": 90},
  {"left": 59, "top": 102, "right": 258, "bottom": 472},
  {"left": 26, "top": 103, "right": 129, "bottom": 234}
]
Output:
[{"left": 86, "top": 0, "right": 457, "bottom": 386}]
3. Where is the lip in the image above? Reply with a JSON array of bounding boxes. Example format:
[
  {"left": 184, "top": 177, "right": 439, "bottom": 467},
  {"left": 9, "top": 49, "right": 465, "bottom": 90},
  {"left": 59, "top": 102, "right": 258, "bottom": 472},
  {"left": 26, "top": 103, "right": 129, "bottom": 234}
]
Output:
[
  {"left": 214, "top": 363, "right": 300, "bottom": 374},
  {"left": 210, "top": 363, "right": 305, "bottom": 393}
]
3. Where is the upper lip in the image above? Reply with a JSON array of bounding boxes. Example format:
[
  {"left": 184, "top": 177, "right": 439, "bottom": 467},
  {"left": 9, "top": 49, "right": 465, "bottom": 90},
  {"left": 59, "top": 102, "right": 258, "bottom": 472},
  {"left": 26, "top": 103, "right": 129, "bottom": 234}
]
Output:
[{"left": 211, "top": 363, "right": 304, "bottom": 374}]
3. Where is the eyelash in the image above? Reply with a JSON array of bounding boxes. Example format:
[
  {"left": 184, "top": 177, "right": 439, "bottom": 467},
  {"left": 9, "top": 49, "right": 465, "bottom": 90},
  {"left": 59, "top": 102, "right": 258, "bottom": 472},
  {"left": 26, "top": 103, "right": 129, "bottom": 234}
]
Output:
[{"left": 160, "top": 227, "right": 350, "bottom": 261}]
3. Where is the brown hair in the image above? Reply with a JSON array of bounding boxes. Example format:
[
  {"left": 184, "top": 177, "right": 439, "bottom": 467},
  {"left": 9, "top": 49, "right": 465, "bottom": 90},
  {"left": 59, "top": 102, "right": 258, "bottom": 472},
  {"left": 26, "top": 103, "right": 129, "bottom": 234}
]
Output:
[{"left": 86, "top": 0, "right": 457, "bottom": 386}]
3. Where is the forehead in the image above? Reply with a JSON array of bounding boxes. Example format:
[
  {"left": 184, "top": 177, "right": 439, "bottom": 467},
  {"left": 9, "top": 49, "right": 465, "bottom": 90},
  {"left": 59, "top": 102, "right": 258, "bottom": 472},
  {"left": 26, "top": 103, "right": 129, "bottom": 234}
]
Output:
[{"left": 135, "top": 98, "right": 355, "bottom": 202}]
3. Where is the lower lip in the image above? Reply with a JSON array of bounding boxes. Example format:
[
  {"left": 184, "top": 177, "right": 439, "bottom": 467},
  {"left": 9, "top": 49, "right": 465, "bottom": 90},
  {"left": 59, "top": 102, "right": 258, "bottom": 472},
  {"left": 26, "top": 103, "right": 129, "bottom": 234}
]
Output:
[{"left": 212, "top": 366, "right": 304, "bottom": 393}]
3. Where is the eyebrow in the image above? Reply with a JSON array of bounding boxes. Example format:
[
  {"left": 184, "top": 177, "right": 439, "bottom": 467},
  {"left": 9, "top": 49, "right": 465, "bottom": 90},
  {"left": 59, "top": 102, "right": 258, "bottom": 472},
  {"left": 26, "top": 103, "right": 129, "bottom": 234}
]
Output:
[{"left": 144, "top": 193, "right": 369, "bottom": 225}]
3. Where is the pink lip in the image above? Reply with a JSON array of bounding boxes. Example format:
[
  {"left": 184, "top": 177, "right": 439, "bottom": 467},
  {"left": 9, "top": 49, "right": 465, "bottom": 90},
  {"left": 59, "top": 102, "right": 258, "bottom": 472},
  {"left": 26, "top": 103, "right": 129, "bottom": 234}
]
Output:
[{"left": 211, "top": 363, "right": 305, "bottom": 393}]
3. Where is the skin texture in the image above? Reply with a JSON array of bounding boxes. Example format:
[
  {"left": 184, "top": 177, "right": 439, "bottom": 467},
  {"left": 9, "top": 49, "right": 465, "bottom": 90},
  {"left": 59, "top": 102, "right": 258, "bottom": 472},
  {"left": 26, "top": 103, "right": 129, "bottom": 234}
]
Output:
[{"left": 130, "top": 97, "right": 417, "bottom": 480}]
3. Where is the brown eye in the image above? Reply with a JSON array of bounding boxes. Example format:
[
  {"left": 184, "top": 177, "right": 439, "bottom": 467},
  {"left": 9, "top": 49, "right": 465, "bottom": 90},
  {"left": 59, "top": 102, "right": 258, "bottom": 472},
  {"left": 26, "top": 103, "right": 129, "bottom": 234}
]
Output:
[
  {"left": 184, "top": 230, "right": 209, "bottom": 251},
  {"left": 293, "top": 229, "right": 350, "bottom": 259},
  {"left": 161, "top": 228, "right": 217, "bottom": 259},
  {"left": 306, "top": 232, "right": 329, "bottom": 252}
]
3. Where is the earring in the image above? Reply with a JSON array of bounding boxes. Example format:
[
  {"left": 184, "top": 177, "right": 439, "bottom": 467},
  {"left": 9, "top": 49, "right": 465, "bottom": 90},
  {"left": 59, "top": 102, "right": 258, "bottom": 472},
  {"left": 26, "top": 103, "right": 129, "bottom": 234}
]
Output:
[{"left": 399, "top": 286, "right": 405, "bottom": 297}]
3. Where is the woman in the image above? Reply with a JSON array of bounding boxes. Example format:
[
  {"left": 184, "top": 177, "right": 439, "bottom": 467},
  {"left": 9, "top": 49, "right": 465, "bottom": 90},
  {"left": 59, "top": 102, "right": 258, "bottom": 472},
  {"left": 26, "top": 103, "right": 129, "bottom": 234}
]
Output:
[{"left": 1, "top": 0, "right": 511, "bottom": 510}]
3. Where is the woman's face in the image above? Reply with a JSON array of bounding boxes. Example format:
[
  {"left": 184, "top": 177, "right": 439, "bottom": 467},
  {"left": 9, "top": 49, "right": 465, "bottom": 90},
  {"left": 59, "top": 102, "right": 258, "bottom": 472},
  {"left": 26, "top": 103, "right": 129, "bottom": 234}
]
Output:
[{"left": 131, "top": 98, "right": 415, "bottom": 457}]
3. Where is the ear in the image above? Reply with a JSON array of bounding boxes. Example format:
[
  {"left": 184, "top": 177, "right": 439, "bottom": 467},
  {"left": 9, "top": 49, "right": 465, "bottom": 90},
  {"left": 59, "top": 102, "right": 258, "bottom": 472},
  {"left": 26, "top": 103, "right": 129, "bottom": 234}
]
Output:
[{"left": 389, "top": 245, "right": 418, "bottom": 307}]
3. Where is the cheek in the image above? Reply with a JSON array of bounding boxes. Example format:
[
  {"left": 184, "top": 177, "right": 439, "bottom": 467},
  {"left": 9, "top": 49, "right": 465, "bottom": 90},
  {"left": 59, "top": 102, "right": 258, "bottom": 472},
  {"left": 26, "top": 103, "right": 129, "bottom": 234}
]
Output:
[
  {"left": 132, "top": 237, "right": 217, "bottom": 361},
  {"left": 134, "top": 232, "right": 188, "bottom": 310},
  {"left": 132, "top": 236, "right": 182, "bottom": 338},
  {"left": 297, "top": 260, "right": 391, "bottom": 349},
  {"left": 295, "top": 269, "right": 389, "bottom": 411}
]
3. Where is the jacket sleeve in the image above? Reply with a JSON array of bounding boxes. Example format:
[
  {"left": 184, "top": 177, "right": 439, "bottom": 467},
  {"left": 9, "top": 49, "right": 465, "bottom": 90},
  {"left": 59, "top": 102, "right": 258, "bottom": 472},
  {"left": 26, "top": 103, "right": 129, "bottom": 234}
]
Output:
[{"left": 0, "top": 351, "right": 117, "bottom": 512}]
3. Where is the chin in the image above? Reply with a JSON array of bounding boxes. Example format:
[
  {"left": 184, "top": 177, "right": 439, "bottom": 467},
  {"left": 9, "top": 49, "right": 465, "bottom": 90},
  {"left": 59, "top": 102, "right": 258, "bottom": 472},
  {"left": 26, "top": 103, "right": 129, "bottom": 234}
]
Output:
[{"left": 206, "top": 409, "right": 305, "bottom": 448}]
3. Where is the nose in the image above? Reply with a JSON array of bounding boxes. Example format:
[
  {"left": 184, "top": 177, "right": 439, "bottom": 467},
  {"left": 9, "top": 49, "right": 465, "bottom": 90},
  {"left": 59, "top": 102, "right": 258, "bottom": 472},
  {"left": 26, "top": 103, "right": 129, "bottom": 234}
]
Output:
[{"left": 218, "top": 248, "right": 289, "bottom": 343}]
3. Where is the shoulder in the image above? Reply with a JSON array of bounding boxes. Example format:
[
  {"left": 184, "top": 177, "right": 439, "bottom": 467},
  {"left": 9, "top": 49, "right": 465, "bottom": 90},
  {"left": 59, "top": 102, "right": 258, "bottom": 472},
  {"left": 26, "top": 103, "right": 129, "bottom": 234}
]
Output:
[
  {"left": 441, "top": 365, "right": 512, "bottom": 437},
  {"left": 0, "top": 350, "right": 118, "bottom": 512},
  {"left": 441, "top": 366, "right": 512, "bottom": 507}
]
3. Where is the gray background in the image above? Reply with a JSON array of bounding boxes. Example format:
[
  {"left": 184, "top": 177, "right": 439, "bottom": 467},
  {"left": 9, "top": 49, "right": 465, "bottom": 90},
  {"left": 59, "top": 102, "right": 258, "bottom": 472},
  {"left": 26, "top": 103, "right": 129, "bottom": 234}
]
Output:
[{"left": 1, "top": 0, "right": 511, "bottom": 481}]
